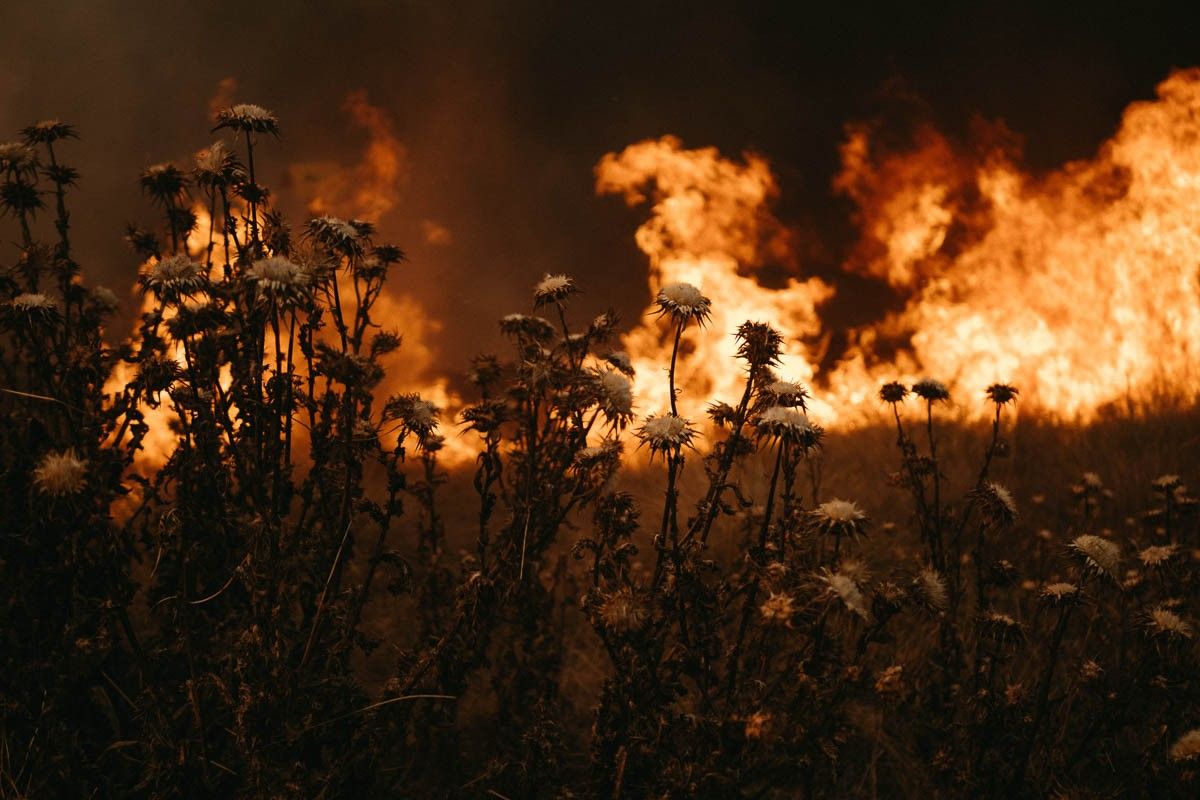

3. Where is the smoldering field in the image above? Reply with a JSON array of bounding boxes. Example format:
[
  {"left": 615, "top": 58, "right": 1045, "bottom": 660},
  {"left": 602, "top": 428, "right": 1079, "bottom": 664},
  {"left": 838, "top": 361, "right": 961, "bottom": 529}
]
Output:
[{"left": 3, "top": 77, "right": 1200, "bottom": 799}]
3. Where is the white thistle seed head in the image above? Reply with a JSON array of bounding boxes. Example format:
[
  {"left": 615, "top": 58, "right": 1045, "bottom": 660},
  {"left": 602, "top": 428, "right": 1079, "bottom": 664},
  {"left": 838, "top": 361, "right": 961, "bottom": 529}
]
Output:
[
  {"left": 596, "top": 369, "right": 634, "bottom": 426},
  {"left": 764, "top": 379, "right": 809, "bottom": 409},
  {"left": 655, "top": 282, "right": 712, "bottom": 326},
  {"left": 810, "top": 499, "right": 869, "bottom": 539},
  {"left": 636, "top": 413, "right": 696, "bottom": 458},
  {"left": 533, "top": 273, "right": 577, "bottom": 307},
  {"left": 755, "top": 406, "right": 821, "bottom": 449},
  {"left": 11, "top": 292, "right": 56, "bottom": 311},
  {"left": 821, "top": 570, "right": 873, "bottom": 622},
  {"left": 33, "top": 449, "right": 88, "bottom": 496}
]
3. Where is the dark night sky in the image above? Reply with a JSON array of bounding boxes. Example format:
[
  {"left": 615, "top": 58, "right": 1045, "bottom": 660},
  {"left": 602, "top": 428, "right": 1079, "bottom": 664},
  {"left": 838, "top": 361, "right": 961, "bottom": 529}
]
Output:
[{"left": 2, "top": 0, "right": 1199, "bottom": 371}]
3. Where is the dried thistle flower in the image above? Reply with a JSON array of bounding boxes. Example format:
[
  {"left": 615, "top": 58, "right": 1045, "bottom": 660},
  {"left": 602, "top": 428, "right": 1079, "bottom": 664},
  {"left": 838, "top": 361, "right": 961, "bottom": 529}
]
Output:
[
  {"left": 603, "top": 350, "right": 634, "bottom": 377},
  {"left": 1039, "top": 582, "right": 1082, "bottom": 607},
  {"left": 759, "top": 592, "right": 796, "bottom": 625},
  {"left": 32, "top": 449, "right": 88, "bottom": 496},
  {"left": 1081, "top": 471, "right": 1103, "bottom": 490},
  {"left": 754, "top": 406, "right": 821, "bottom": 450},
  {"left": 655, "top": 282, "right": 711, "bottom": 327},
  {"left": 194, "top": 140, "right": 243, "bottom": 187},
  {"left": 985, "top": 383, "right": 1019, "bottom": 406},
  {"left": 595, "top": 369, "right": 634, "bottom": 427},
  {"left": 1122, "top": 568, "right": 1145, "bottom": 592},
  {"left": 1145, "top": 606, "right": 1194, "bottom": 639},
  {"left": 599, "top": 587, "right": 647, "bottom": 634},
  {"left": 461, "top": 398, "right": 509, "bottom": 435},
  {"left": 573, "top": 439, "right": 622, "bottom": 470},
  {"left": 763, "top": 561, "right": 789, "bottom": 587},
  {"left": 915, "top": 568, "right": 949, "bottom": 611},
  {"left": 139, "top": 162, "right": 187, "bottom": 203},
  {"left": 586, "top": 309, "right": 618, "bottom": 343},
  {"left": 370, "top": 330, "right": 403, "bottom": 358},
  {"left": 809, "top": 499, "right": 869, "bottom": 539},
  {"left": 763, "top": 379, "right": 809, "bottom": 409},
  {"left": 139, "top": 254, "right": 207, "bottom": 301},
  {"left": 912, "top": 378, "right": 950, "bottom": 403},
  {"left": 213, "top": 103, "right": 280, "bottom": 136},
  {"left": 707, "top": 401, "right": 737, "bottom": 428},
  {"left": 499, "top": 313, "right": 556, "bottom": 342},
  {"left": 978, "top": 610, "right": 1024, "bottom": 646},
  {"left": 991, "top": 558, "right": 1019, "bottom": 587},
  {"left": 0, "top": 141, "right": 37, "bottom": 171},
  {"left": 821, "top": 570, "right": 872, "bottom": 621},
  {"left": 306, "top": 215, "right": 366, "bottom": 255},
  {"left": 838, "top": 558, "right": 871, "bottom": 584},
  {"left": 466, "top": 353, "right": 501, "bottom": 387},
  {"left": 734, "top": 321, "right": 784, "bottom": 368},
  {"left": 21, "top": 119, "right": 77, "bottom": 145},
  {"left": 636, "top": 413, "right": 697, "bottom": 458},
  {"left": 9, "top": 292, "right": 57, "bottom": 316},
  {"left": 245, "top": 255, "right": 310, "bottom": 306},
  {"left": 533, "top": 273, "right": 577, "bottom": 308},
  {"left": 383, "top": 393, "right": 440, "bottom": 440},
  {"left": 879, "top": 381, "right": 908, "bottom": 404},
  {"left": 977, "top": 481, "right": 1017, "bottom": 528},
  {"left": 1139, "top": 544, "right": 1179, "bottom": 569},
  {"left": 1070, "top": 534, "right": 1122, "bottom": 580},
  {"left": 136, "top": 354, "right": 182, "bottom": 396}
]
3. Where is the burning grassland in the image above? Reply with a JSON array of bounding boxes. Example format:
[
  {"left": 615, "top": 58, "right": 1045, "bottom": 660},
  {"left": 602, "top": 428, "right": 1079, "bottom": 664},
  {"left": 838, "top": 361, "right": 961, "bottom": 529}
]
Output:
[{"left": 1, "top": 73, "right": 1200, "bottom": 799}]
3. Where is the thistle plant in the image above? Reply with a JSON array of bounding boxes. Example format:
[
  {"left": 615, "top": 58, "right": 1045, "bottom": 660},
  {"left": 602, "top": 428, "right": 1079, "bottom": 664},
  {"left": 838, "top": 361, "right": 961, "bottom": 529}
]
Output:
[{"left": 1, "top": 108, "right": 1198, "bottom": 800}]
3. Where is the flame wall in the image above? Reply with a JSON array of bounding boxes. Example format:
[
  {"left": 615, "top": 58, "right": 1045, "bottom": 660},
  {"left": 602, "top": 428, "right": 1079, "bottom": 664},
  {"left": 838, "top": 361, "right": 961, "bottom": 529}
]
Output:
[{"left": 600, "top": 70, "right": 1200, "bottom": 426}]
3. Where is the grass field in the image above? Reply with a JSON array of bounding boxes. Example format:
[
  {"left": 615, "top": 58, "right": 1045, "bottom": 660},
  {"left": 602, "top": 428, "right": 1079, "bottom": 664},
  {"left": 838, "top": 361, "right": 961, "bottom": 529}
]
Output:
[{"left": 2, "top": 110, "right": 1198, "bottom": 799}]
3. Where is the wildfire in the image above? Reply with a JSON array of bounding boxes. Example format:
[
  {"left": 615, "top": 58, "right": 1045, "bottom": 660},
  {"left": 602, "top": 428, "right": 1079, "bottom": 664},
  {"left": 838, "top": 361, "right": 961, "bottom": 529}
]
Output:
[
  {"left": 596, "top": 136, "right": 836, "bottom": 422},
  {"left": 295, "top": 91, "right": 469, "bottom": 462},
  {"left": 602, "top": 69, "right": 1200, "bottom": 425},
  {"left": 110, "top": 91, "right": 471, "bottom": 470},
  {"left": 113, "top": 68, "right": 1200, "bottom": 473}
]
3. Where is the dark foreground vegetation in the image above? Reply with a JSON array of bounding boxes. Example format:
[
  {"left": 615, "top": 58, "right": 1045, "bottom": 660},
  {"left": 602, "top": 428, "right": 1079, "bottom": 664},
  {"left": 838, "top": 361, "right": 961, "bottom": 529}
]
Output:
[{"left": 1, "top": 110, "right": 1198, "bottom": 798}]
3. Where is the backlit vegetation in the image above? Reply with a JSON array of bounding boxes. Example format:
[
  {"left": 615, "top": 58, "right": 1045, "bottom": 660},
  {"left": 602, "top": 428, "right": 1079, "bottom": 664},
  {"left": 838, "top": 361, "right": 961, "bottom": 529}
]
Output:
[{"left": 1, "top": 109, "right": 1197, "bottom": 799}]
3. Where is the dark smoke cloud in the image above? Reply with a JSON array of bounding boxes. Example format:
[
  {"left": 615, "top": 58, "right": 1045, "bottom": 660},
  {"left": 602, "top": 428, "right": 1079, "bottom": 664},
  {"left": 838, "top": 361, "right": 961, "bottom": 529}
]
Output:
[{"left": 1, "top": 0, "right": 1197, "bottom": 376}]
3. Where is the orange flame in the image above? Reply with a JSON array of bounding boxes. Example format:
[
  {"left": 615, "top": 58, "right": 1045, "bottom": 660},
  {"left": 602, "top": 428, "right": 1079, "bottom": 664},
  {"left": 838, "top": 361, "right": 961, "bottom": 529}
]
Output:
[
  {"left": 599, "top": 70, "right": 1200, "bottom": 426},
  {"left": 298, "top": 90, "right": 409, "bottom": 222},
  {"left": 295, "top": 91, "right": 471, "bottom": 463},
  {"left": 596, "top": 135, "right": 835, "bottom": 422}
]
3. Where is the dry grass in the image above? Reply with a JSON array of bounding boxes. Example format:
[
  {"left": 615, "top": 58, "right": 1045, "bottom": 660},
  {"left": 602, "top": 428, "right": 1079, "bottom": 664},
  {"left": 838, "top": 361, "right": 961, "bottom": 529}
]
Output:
[{"left": 1, "top": 111, "right": 1198, "bottom": 799}]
